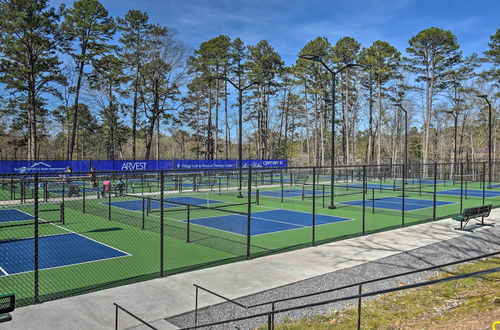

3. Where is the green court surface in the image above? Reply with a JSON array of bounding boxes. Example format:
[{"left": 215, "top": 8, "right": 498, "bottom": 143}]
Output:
[{"left": 0, "top": 177, "right": 498, "bottom": 306}]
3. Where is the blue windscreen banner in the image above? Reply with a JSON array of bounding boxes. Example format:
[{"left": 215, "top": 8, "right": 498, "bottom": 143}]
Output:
[
  {"left": 0, "top": 159, "right": 287, "bottom": 174},
  {"left": 173, "top": 159, "right": 288, "bottom": 170},
  {"left": 0, "top": 160, "right": 90, "bottom": 175},
  {"left": 91, "top": 160, "right": 173, "bottom": 172}
]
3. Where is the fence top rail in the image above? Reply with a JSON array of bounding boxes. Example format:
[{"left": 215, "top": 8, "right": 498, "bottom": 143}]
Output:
[{"left": 181, "top": 267, "right": 500, "bottom": 329}]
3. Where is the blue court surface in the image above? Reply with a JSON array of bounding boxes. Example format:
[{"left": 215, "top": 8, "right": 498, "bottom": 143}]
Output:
[
  {"left": 0, "top": 233, "right": 128, "bottom": 276},
  {"left": 338, "top": 183, "right": 399, "bottom": 190},
  {"left": 258, "top": 189, "right": 328, "bottom": 198},
  {"left": 188, "top": 209, "right": 351, "bottom": 236},
  {"left": 437, "top": 189, "right": 500, "bottom": 198},
  {"left": 0, "top": 209, "right": 33, "bottom": 224},
  {"left": 107, "top": 196, "right": 223, "bottom": 211},
  {"left": 340, "top": 197, "right": 455, "bottom": 211}
]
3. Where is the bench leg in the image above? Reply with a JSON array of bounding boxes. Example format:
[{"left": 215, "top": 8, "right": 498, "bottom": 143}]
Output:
[
  {"left": 476, "top": 216, "right": 494, "bottom": 227},
  {"left": 455, "top": 219, "right": 473, "bottom": 232}
]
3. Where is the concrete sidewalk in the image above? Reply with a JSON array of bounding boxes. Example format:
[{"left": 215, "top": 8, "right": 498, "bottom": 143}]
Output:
[{"left": 4, "top": 210, "right": 500, "bottom": 330}]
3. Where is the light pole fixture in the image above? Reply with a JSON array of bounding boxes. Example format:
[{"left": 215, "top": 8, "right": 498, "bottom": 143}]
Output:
[
  {"left": 213, "top": 76, "right": 260, "bottom": 198},
  {"left": 299, "top": 54, "right": 366, "bottom": 209},
  {"left": 476, "top": 94, "right": 493, "bottom": 187},
  {"left": 440, "top": 107, "right": 464, "bottom": 180}
]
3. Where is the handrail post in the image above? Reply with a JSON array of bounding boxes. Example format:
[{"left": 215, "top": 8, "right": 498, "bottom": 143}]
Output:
[
  {"left": 115, "top": 304, "right": 119, "bottom": 330},
  {"left": 194, "top": 285, "right": 199, "bottom": 329},
  {"left": 357, "top": 283, "right": 362, "bottom": 330}
]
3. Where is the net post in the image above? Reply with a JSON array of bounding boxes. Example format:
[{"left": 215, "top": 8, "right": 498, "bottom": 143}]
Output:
[
  {"left": 433, "top": 162, "right": 437, "bottom": 221},
  {"left": 246, "top": 166, "right": 252, "bottom": 260},
  {"left": 256, "top": 189, "right": 260, "bottom": 205},
  {"left": 312, "top": 167, "right": 316, "bottom": 246},
  {"left": 160, "top": 170, "right": 165, "bottom": 277},
  {"left": 34, "top": 173, "right": 39, "bottom": 304}
]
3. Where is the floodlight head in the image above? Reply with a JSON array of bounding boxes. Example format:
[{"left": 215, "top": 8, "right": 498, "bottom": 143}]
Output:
[
  {"left": 476, "top": 94, "right": 488, "bottom": 99},
  {"left": 299, "top": 54, "right": 322, "bottom": 62}
]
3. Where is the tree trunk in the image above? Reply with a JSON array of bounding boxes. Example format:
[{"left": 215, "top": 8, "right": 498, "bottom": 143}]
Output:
[
  {"left": 68, "top": 57, "right": 86, "bottom": 161},
  {"left": 376, "top": 78, "right": 382, "bottom": 165}
]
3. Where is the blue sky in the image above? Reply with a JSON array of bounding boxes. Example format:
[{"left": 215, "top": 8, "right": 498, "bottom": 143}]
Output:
[{"left": 52, "top": 0, "right": 499, "bottom": 65}]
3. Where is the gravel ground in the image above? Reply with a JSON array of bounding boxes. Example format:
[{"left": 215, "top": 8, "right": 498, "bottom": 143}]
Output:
[{"left": 167, "top": 225, "right": 500, "bottom": 329}]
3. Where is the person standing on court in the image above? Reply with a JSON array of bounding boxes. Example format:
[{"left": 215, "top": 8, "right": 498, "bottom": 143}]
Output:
[
  {"left": 88, "top": 167, "right": 98, "bottom": 189},
  {"left": 62, "top": 166, "right": 72, "bottom": 184},
  {"left": 102, "top": 177, "right": 111, "bottom": 198}
]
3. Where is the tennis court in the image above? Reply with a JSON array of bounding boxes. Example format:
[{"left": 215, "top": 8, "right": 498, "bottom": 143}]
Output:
[
  {"left": 0, "top": 233, "right": 129, "bottom": 276},
  {"left": 188, "top": 209, "right": 351, "bottom": 236}
]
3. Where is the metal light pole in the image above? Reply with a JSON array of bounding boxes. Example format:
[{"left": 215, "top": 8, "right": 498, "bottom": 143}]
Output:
[
  {"left": 441, "top": 108, "right": 463, "bottom": 179},
  {"left": 299, "top": 54, "right": 366, "bottom": 209},
  {"left": 477, "top": 95, "right": 493, "bottom": 187},
  {"left": 215, "top": 76, "right": 260, "bottom": 198}
]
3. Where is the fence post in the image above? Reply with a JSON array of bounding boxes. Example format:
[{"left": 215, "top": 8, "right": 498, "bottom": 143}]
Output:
[
  {"left": 108, "top": 188, "right": 112, "bottom": 221},
  {"left": 460, "top": 163, "right": 464, "bottom": 213},
  {"left": 402, "top": 164, "right": 405, "bottom": 227},
  {"left": 187, "top": 205, "right": 191, "bottom": 243},
  {"left": 433, "top": 162, "right": 437, "bottom": 221},
  {"left": 247, "top": 166, "right": 252, "bottom": 260},
  {"left": 312, "top": 167, "right": 316, "bottom": 246},
  {"left": 160, "top": 171, "right": 165, "bottom": 277},
  {"left": 82, "top": 181, "right": 86, "bottom": 213},
  {"left": 482, "top": 162, "right": 486, "bottom": 205},
  {"left": 362, "top": 166, "right": 366, "bottom": 235},
  {"left": 34, "top": 174, "right": 40, "bottom": 304},
  {"left": 142, "top": 197, "right": 145, "bottom": 230}
]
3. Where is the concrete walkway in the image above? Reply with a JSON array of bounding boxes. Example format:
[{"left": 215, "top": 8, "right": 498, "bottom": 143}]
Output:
[{"left": 4, "top": 210, "right": 500, "bottom": 330}]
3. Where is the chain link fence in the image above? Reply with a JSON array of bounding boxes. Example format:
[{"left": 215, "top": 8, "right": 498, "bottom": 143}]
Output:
[{"left": 0, "top": 162, "right": 498, "bottom": 306}]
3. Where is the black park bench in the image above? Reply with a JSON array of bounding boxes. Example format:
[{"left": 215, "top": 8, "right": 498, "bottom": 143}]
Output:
[
  {"left": 0, "top": 293, "right": 15, "bottom": 323},
  {"left": 452, "top": 205, "right": 493, "bottom": 231}
]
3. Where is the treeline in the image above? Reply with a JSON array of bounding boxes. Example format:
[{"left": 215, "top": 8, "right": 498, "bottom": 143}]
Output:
[{"left": 0, "top": 0, "right": 498, "bottom": 166}]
